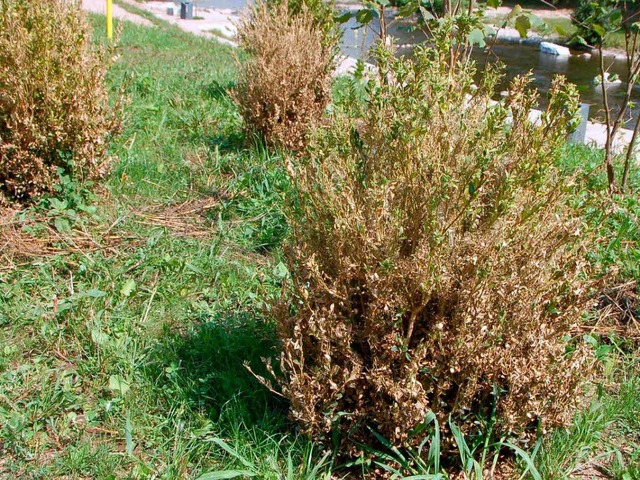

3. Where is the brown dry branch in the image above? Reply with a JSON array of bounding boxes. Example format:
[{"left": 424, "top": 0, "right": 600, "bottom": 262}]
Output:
[
  {"left": 0, "top": 0, "right": 121, "bottom": 201},
  {"left": 234, "top": 0, "right": 337, "bottom": 151},
  {"left": 274, "top": 44, "right": 600, "bottom": 453}
]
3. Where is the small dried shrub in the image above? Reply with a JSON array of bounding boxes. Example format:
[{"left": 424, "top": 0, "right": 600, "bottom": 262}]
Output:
[
  {"left": 274, "top": 44, "right": 597, "bottom": 452},
  {"left": 234, "top": 0, "right": 338, "bottom": 151},
  {"left": 0, "top": 0, "right": 120, "bottom": 201}
]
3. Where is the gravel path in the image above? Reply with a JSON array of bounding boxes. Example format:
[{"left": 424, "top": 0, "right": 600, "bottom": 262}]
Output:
[{"left": 81, "top": 0, "right": 154, "bottom": 26}]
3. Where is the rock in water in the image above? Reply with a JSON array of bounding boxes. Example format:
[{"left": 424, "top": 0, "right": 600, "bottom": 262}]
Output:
[
  {"left": 540, "top": 42, "right": 571, "bottom": 56},
  {"left": 593, "top": 72, "right": 622, "bottom": 85}
]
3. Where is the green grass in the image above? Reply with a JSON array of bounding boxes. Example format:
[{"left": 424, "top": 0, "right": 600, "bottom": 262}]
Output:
[
  {"left": 560, "top": 144, "right": 640, "bottom": 280},
  {"left": 0, "top": 12, "right": 638, "bottom": 480},
  {"left": 207, "top": 28, "right": 234, "bottom": 40},
  {"left": 533, "top": 353, "right": 640, "bottom": 479},
  {"left": 0, "top": 16, "right": 317, "bottom": 479},
  {"left": 537, "top": 17, "right": 576, "bottom": 38}
]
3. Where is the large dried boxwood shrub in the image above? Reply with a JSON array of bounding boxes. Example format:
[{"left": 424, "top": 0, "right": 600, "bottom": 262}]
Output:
[
  {"left": 234, "top": 0, "right": 338, "bottom": 151},
  {"left": 0, "top": 0, "right": 119, "bottom": 201},
  {"left": 275, "top": 45, "right": 597, "bottom": 451}
]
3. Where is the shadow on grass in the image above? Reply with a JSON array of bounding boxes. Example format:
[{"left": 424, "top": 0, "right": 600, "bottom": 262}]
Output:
[
  {"left": 204, "top": 80, "right": 246, "bottom": 153},
  {"left": 204, "top": 80, "right": 235, "bottom": 102},
  {"left": 148, "top": 309, "right": 289, "bottom": 430},
  {"left": 209, "top": 130, "right": 247, "bottom": 155}
]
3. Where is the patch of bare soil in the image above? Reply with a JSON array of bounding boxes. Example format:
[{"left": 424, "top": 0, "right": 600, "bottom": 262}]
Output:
[
  {"left": 570, "top": 460, "right": 613, "bottom": 479},
  {"left": 586, "top": 282, "right": 640, "bottom": 342}
]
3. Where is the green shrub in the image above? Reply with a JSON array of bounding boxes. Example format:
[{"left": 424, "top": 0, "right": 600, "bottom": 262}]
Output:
[
  {"left": 272, "top": 0, "right": 341, "bottom": 49},
  {"left": 234, "top": 0, "right": 338, "bottom": 151},
  {"left": 0, "top": 0, "right": 120, "bottom": 202},
  {"left": 274, "top": 44, "right": 597, "bottom": 453},
  {"left": 571, "top": 0, "right": 619, "bottom": 46}
]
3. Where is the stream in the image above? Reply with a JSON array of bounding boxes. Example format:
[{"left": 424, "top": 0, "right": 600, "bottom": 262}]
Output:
[{"left": 340, "top": 14, "right": 639, "bottom": 121}]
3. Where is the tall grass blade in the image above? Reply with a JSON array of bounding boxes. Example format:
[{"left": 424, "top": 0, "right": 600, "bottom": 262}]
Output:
[
  {"left": 307, "top": 451, "right": 332, "bottom": 478},
  {"left": 368, "top": 427, "right": 407, "bottom": 464},
  {"left": 449, "top": 419, "right": 471, "bottom": 467},
  {"left": 125, "top": 410, "right": 133, "bottom": 457},
  {"left": 206, "top": 437, "right": 256, "bottom": 470},
  {"left": 501, "top": 441, "right": 542, "bottom": 480},
  {"left": 426, "top": 414, "right": 441, "bottom": 474}
]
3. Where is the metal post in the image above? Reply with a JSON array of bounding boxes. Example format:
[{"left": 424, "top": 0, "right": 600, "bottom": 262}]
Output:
[
  {"left": 180, "top": 1, "right": 193, "bottom": 20},
  {"left": 106, "top": 0, "right": 113, "bottom": 41}
]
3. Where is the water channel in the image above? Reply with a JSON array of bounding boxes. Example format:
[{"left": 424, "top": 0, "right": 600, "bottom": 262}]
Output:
[{"left": 340, "top": 13, "right": 639, "bottom": 121}]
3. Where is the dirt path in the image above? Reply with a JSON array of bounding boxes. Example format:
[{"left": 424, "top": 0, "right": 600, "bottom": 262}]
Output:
[{"left": 81, "top": 0, "right": 154, "bottom": 26}]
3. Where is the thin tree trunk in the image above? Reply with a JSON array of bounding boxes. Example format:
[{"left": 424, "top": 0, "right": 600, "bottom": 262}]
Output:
[
  {"left": 622, "top": 117, "right": 640, "bottom": 190},
  {"left": 443, "top": 0, "right": 451, "bottom": 17},
  {"left": 599, "top": 44, "right": 617, "bottom": 191},
  {"left": 621, "top": 31, "right": 640, "bottom": 190}
]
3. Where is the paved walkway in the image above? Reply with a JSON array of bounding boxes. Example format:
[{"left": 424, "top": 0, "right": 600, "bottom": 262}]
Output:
[
  {"left": 120, "top": 0, "right": 239, "bottom": 45},
  {"left": 81, "top": 0, "right": 153, "bottom": 26},
  {"left": 81, "top": 0, "right": 239, "bottom": 45}
]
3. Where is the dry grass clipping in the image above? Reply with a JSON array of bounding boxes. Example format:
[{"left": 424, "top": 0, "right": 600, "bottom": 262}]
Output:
[
  {"left": 0, "top": 207, "right": 128, "bottom": 272},
  {"left": 0, "top": 0, "right": 120, "bottom": 201},
  {"left": 274, "top": 45, "right": 600, "bottom": 452},
  {"left": 131, "top": 197, "right": 219, "bottom": 238},
  {"left": 234, "top": 0, "right": 337, "bottom": 151}
]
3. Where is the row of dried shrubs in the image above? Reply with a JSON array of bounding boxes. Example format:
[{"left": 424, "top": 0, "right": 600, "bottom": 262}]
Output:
[
  {"left": 0, "top": 0, "right": 120, "bottom": 202},
  {"left": 233, "top": 0, "right": 339, "bottom": 151},
  {"left": 272, "top": 41, "right": 599, "bottom": 452}
]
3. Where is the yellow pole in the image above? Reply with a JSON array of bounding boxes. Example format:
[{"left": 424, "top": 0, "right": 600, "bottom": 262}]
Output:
[{"left": 106, "top": 0, "right": 113, "bottom": 41}]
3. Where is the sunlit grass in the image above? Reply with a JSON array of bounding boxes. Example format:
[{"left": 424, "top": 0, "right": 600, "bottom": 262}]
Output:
[{"left": 0, "top": 12, "right": 637, "bottom": 480}]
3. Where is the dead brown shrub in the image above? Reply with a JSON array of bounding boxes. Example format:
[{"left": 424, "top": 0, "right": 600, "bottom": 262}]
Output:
[
  {"left": 234, "top": 0, "right": 337, "bottom": 151},
  {"left": 0, "top": 0, "right": 120, "bottom": 202},
  {"left": 274, "top": 45, "right": 598, "bottom": 452}
]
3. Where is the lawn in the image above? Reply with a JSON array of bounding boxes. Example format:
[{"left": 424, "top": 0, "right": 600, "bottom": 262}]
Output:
[{"left": 0, "top": 13, "right": 638, "bottom": 480}]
